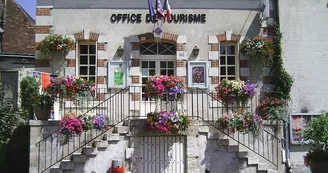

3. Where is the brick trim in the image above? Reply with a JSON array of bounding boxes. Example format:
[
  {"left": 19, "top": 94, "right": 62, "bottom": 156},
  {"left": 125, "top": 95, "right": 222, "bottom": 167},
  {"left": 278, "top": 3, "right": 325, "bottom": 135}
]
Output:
[
  {"left": 211, "top": 76, "right": 219, "bottom": 84},
  {"left": 67, "top": 59, "right": 76, "bottom": 67},
  {"left": 263, "top": 76, "right": 276, "bottom": 84},
  {"left": 131, "top": 76, "right": 140, "bottom": 84},
  {"left": 35, "top": 59, "right": 50, "bottom": 67},
  {"left": 36, "top": 8, "right": 51, "bottom": 16},
  {"left": 131, "top": 93, "right": 140, "bottom": 101},
  {"left": 239, "top": 60, "right": 248, "bottom": 68},
  {"left": 97, "top": 59, "right": 107, "bottom": 67},
  {"left": 97, "top": 76, "right": 105, "bottom": 84},
  {"left": 132, "top": 43, "right": 140, "bottom": 50},
  {"left": 74, "top": 32, "right": 84, "bottom": 41},
  {"left": 35, "top": 26, "right": 51, "bottom": 34},
  {"left": 211, "top": 44, "right": 219, "bottom": 51},
  {"left": 138, "top": 32, "right": 178, "bottom": 43},
  {"left": 131, "top": 59, "right": 140, "bottom": 67},
  {"left": 89, "top": 32, "right": 99, "bottom": 41},
  {"left": 177, "top": 43, "right": 184, "bottom": 51},
  {"left": 211, "top": 60, "right": 219, "bottom": 68},
  {"left": 97, "top": 93, "right": 105, "bottom": 101},
  {"left": 177, "top": 60, "right": 184, "bottom": 67},
  {"left": 217, "top": 33, "right": 241, "bottom": 42},
  {"left": 97, "top": 43, "right": 105, "bottom": 50}
]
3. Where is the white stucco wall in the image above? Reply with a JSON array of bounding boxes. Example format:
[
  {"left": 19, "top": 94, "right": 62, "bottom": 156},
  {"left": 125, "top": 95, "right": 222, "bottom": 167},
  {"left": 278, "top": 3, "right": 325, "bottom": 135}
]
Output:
[
  {"left": 50, "top": 9, "right": 260, "bottom": 63},
  {"left": 279, "top": 0, "right": 328, "bottom": 171}
]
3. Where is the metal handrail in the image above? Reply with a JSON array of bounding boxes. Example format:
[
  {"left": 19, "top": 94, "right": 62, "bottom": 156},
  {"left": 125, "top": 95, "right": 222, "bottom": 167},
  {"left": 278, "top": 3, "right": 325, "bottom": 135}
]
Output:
[{"left": 36, "top": 86, "right": 281, "bottom": 172}]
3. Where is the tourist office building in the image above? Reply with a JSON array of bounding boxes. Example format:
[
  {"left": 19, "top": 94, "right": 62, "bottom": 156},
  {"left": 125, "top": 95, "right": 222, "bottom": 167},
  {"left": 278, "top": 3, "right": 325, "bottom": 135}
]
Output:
[{"left": 31, "top": 0, "right": 325, "bottom": 173}]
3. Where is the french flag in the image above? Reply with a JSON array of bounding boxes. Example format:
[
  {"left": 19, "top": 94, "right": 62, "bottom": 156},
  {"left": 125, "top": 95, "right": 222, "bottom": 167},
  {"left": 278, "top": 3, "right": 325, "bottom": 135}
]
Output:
[
  {"left": 163, "top": 0, "right": 172, "bottom": 21},
  {"left": 155, "top": 0, "right": 165, "bottom": 20}
]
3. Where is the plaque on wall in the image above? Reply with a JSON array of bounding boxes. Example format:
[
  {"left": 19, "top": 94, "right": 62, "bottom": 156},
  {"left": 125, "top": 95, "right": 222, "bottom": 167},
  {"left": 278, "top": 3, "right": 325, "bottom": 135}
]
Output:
[
  {"left": 188, "top": 61, "right": 208, "bottom": 88},
  {"left": 290, "top": 113, "right": 321, "bottom": 145},
  {"left": 108, "top": 61, "right": 128, "bottom": 88}
]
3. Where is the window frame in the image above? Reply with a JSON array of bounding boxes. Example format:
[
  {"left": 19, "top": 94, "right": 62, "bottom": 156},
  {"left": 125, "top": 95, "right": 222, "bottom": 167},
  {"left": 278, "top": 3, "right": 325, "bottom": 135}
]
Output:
[
  {"left": 219, "top": 42, "right": 239, "bottom": 81},
  {"left": 140, "top": 41, "right": 176, "bottom": 55},
  {"left": 76, "top": 42, "right": 97, "bottom": 84}
]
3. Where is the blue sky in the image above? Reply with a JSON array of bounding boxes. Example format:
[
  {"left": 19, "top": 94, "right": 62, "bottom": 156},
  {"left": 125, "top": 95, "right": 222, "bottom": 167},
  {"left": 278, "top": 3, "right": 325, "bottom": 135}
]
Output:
[{"left": 16, "top": 0, "right": 36, "bottom": 19}]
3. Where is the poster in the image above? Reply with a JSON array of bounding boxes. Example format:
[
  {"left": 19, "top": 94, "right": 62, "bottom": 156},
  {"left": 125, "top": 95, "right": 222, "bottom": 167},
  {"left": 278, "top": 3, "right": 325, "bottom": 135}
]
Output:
[
  {"left": 290, "top": 113, "right": 321, "bottom": 144},
  {"left": 188, "top": 61, "right": 208, "bottom": 88},
  {"left": 108, "top": 61, "right": 127, "bottom": 88}
]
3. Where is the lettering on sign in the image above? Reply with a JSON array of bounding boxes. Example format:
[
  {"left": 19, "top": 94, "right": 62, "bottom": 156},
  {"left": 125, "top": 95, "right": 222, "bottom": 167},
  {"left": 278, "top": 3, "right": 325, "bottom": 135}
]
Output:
[{"left": 110, "top": 14, "right": 206, "bottom": 24}]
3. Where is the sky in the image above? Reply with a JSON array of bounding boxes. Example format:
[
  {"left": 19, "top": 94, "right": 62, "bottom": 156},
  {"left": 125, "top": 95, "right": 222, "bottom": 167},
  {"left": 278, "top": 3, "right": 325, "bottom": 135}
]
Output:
[{"left": 16, "top": 0, "right": 36, "bottom": 19}]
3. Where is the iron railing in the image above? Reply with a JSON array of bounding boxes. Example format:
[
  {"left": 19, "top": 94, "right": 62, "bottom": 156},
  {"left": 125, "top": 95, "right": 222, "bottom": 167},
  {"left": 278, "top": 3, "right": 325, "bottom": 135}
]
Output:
[{"left": 36, "top": 86, "right": 281, "bottom": 173}]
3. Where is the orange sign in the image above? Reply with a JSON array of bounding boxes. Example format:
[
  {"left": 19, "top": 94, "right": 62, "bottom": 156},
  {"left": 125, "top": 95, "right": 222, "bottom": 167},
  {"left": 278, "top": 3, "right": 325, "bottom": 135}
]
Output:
[{"left": 41, "top": 73, "right": 51, "bottom": 90}]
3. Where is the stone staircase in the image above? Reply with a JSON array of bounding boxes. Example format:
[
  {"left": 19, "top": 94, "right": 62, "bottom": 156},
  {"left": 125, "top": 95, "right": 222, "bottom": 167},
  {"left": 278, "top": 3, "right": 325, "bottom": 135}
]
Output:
[
  {"left": 206, "top": 127, "right": 279, "bottom": 173},
  {"left": 47, "top": 124, "right": 129, "bottom": 173}
]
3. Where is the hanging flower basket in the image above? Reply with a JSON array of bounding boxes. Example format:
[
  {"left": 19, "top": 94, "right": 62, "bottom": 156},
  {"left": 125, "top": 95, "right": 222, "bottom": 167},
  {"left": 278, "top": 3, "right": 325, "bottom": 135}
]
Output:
[
  {"left": 147, "top": 111, "right": 190, "bottom": 134},
  {"left": 240, "top": 35, "right": 274, "bottom": 66},
  {"left": 37, "top": 34, "right": 74, "bottom": 57}
]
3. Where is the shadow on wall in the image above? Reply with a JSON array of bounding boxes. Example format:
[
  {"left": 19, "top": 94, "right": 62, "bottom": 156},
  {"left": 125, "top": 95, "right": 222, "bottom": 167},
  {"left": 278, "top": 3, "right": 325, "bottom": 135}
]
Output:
[
  {"left": 199, "top": 133, "right": 247, "bottom": 173},
  {"left": 0, "top": 125, "right": 30, "bottom": 173}
]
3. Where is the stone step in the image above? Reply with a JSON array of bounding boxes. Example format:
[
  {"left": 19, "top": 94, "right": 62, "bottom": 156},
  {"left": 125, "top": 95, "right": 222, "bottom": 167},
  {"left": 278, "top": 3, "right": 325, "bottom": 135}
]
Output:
[
  {"left": 217, "top": 139, "right": 229, "bottom": 146},
  {"left": 72, "top": 153, "right": 87, "bottom": 163},
  {"left": 257, "top": 163, "right": 269, "bottom": 171},
  {"left": 92, "top": 140, "right": 109, "bottom": 149},
  {"left": 103, "top": 133, "right": 120, "bottom": 142},
  {"left": 82, "top": 146, "right": 97, "bottom": 155},
  {"left": 114, "top": 126, "right": 129, "bottom": 134},
  {"left": 257, "top": 169, "right": 277, "bottom": 173},
  {"left": 247, "top": 157, "right": 260, "bottom": 165},
  {"left": 49, "top": 167, "right": 62, "bottom": 173},
  {"left": 228, "top": 145, "right": 239, "bottom": 152},
  {"left": 237, "top": 151, "right": 249, "bottom": 159},
  {"left": 60, "top": 160, "right": 74, "bottom": 170}
]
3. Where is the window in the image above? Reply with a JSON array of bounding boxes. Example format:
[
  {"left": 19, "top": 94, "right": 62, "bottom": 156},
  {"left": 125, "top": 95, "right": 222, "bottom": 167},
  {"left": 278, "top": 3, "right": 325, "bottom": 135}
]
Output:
[
  {"left": 290, "top": 113, "right": 321, "bottom": 144},
  {"left": 78, "top": 43, "right": 96, "bottom": 82},
  {"left": 219, "top": 44, "right": 239, "bottom": 81},
  {"left": 141, "top": 60, "right": 175, "bottom": 101},
  {"left": 140, "top": 42, "right": 176, "bottom": 55}
]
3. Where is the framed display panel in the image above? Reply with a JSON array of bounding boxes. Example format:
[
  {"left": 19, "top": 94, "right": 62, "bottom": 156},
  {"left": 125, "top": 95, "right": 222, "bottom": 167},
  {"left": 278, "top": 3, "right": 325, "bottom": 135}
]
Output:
[
  {"left": 290, "top": 113, "right": 321, "bottom": 145},
  {"left": 188, "top": 61, "right": 208, "bottom": 88},
  {"left": 108, "top": 61, "right": 128, "bottom": 88}
]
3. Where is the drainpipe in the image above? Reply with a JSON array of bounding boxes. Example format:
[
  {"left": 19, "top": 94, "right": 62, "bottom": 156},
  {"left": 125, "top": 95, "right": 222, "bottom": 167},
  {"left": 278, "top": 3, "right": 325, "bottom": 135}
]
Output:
[{"left": 0, "top": 0, "right": 7, "bottom": 53}]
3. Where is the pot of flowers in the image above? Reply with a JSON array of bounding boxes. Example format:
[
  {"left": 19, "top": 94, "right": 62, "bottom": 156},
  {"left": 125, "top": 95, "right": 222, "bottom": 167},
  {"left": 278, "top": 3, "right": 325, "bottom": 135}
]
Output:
[
  {"left": 37, "top": 33, "right": 74, "bottom": 58},
  {"left": 303, "top": 113, "right": 328, "bottom": 173},
  {"left": 147, "top": 111, "right": 190, "bottom": 134},
  {"left": 34, "top": 94, "right": 54, "bottom": 120}
]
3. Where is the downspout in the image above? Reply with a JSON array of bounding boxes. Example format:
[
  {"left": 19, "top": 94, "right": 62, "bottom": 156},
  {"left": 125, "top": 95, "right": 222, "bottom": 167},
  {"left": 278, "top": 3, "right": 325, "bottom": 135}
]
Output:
[
  {"left": 0, "top": 0, "right": 7, "bottom": 53},
  {"left": 275, "top": 0, "right": 292, "bottom": 171}
]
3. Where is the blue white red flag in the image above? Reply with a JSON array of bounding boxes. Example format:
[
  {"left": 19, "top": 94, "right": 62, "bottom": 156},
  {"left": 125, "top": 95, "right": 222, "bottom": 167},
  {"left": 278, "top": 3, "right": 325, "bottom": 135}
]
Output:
[
  {"left": 163, "top": 0, "right": 172, "bottom": 21},
  {"left": 148, "top": 0, "right": 155, "bottom": 22},
  {"left": 155, "top": 0, "right": 165, "bottom": 20}
]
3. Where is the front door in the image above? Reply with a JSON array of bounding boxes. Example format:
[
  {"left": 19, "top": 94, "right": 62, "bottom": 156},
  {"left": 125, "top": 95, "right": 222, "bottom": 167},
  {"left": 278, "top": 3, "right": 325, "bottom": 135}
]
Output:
[
  {"left": 140, "top": 60, "right": 175, "bottom": 116},
  {"left": 135, "top": 136, "right": 186, "bottom": 173}
]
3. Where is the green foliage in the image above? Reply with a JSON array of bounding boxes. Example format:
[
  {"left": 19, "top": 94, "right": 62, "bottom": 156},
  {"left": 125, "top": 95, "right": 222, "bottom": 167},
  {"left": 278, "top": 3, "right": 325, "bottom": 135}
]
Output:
[
  {"left": 20, "top": 76, "right": 40, "bottom": 109},
  {"left": 271, "top": 24, "right": 294, "bottom": 100},
  {"left": 0, "top": 84, "right": 23, "bottom": 149},
  {"left": 37, "top": 33, "right": 74, "bottom": 56},
  {"left": 303, "top": 114, "right": 328, "bottom": 166}
]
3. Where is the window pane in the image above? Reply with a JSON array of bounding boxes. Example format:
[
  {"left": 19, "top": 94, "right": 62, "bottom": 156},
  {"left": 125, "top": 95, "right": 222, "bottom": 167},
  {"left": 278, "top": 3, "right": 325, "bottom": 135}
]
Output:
[
  {"left": 220, "top": 46, "right": 226, "bottom": 54},
  {"left": 142, "top": 77, "right": 148, "bottom": 84},
  {"left": 160, "top": 69, "right": 167, "bottom": 75},
  {"left": 80, "top": 45, "right": 88, "bottom": 54},
  {"left": 160, "top": 61, "right": 166, "bottom": 68},
  {"left": 228, "top": 67, "right": 235, "bottom": 75},
  {"left": 149, "top": 61, "right": 155, "bottom": 68},
  {"left": 220, "top": 56, "right": 226, "bottom": 65},
  {"left": 168, "top": 61, "right": 174, "bottom": 68},
  {"left": 80, "top": 56, "right": 88, "bottom": 64},
  {"left": 168, "top": 70, "right": 174, "bottom": 76},
  {"left": 227, "top": 46, "right": 235, "bottom": 54},
  {"left": 228, "top": 77, "right": 235, "bottom": 80},
  {"left": 220, "top": 77, "right": 226, "bottom": 81},
  {"left": 220, "top": 67, "right": 226, "bottom": 75},
  {"left": 149, "top": 69, "right": 155, "bottom": 76},
  {"left": 80, "top": 67, "right": 87, "bottom": 75},
  {"left": 89, "top": 77, "right": 95, "bottom": 82},
  {"left": 227, "top": 56, "right": 235, "bottom": 65},
  {"left": 89, "top": 66, "right": 96, "bottom": 75},
  {"left": 89, "top": 56, "right": 96, "bottom": 64},
  {"left": 142, "top": 61, "right": 148, "bottom": 68},
  {"left": 89, "top": 45, "right": 96, "bottom": 54}
]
